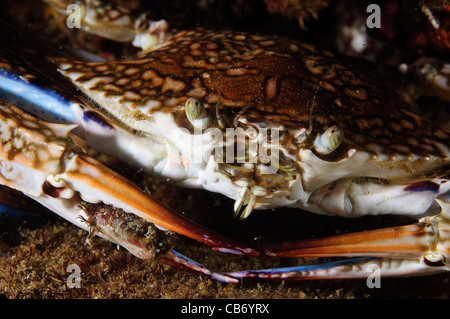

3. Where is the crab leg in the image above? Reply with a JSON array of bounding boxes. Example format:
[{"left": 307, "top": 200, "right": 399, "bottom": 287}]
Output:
[
  {"left": 74, "top": 200, "right": 239, "bottom": 282},
  {"left": 24, "top": 193, "right": 239, "bottom": 283},
  {"left": 226, "top": 257, "right": 449, "bottom": 280},
  {"left": 0, "top": 100, "right": 257, "bottom": 258},
  {"left": 59, "top": 153, "right": 257, "bottom": 255},
  {"left": 226, "top": 200, "right": 450, "bottom": 280},
  {"left": 45, "top": 0, "right": 173, "bottom": 52},
  {"left": 258, "top": 219, "right": 439, "bottom": 259},
  {"left": 161, "top": 250, "right": 239, "bottom": 283}
]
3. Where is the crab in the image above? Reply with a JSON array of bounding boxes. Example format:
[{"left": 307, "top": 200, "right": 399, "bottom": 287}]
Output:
[{"left": 0, "top": 0, "right": 449, "bottom": 283}]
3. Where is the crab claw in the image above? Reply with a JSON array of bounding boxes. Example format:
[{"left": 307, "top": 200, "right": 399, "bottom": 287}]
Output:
[
  {"left": 0, "top": 100, "right": 257, "bottom": 257},
  {"left": 161, "top": 250, "right": 238, "bottom": 283},
  {"left": 60, "top": 153, "right": 257, "bottom": 256},
  {"left": 226, "top": 199, "right": 450, "bottom": 280}
]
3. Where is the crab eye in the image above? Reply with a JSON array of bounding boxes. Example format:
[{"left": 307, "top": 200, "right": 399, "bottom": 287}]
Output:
[
  {"left": 185, "top": 98, "right": 211, "bottom": 129},
  {"left": 313, "top": 125, "right": 344, "bottom": 155}
]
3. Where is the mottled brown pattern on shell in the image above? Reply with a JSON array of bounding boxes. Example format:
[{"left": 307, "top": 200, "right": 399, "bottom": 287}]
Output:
[
  {"left": 0, "top": 99, "right": 70, "bottom": 172},
  {"left": 58, "top": 28, "right": 450, "bottom": 159},
  {"left": 88, "top": 0, "right": 133, "bottom": 22}
]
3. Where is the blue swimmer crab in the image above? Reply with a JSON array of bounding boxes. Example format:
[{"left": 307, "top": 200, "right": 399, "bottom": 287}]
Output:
[{"left": 0, "top": 0, "right": 449, "bottom": 282}]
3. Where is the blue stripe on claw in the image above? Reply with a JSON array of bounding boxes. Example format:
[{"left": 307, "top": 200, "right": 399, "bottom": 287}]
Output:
[{"left": 0, "top": 69, "right": 77, "bottom": 123}]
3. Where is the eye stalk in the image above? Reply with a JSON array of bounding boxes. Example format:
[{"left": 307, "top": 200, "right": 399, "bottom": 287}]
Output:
[
  {"left": 313, "top": 125, "right": 344, "bottom": 155},
  {"left": 185, "top": 98, "right": 211, "bottom": 130}
]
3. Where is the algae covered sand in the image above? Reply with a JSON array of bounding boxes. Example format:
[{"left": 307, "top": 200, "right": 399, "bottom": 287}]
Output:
[{"left": 1, "top": 197, "right": 449, "bottom": 299}]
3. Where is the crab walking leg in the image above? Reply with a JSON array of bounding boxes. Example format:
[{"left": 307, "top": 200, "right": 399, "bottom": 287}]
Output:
[
  {"left": 81, "top": 200, "right": 238, "bottom": 283},
  {"left": 26, "top": 195, "right": 238, "bottom": 282},
  {"left": 44, "top": 0, "right": 173, "bottom": 51},
  {"left": 0, "top": 100, "right": 257, "bottom": 256},
  {"left": 161, "top": 250, "right": 239, "bottom": 283},
  {"left": 226, "top": 200, "right": 450, "bottom": 279},
  {"left": 226, "top": 257, "right": 449, "bottom": 280},
  {"left": 61, "top": 154, "right": 257, "bottom": 255},
  {"left": 260, "top": 200, "right": 450, "bottom": 259}
]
